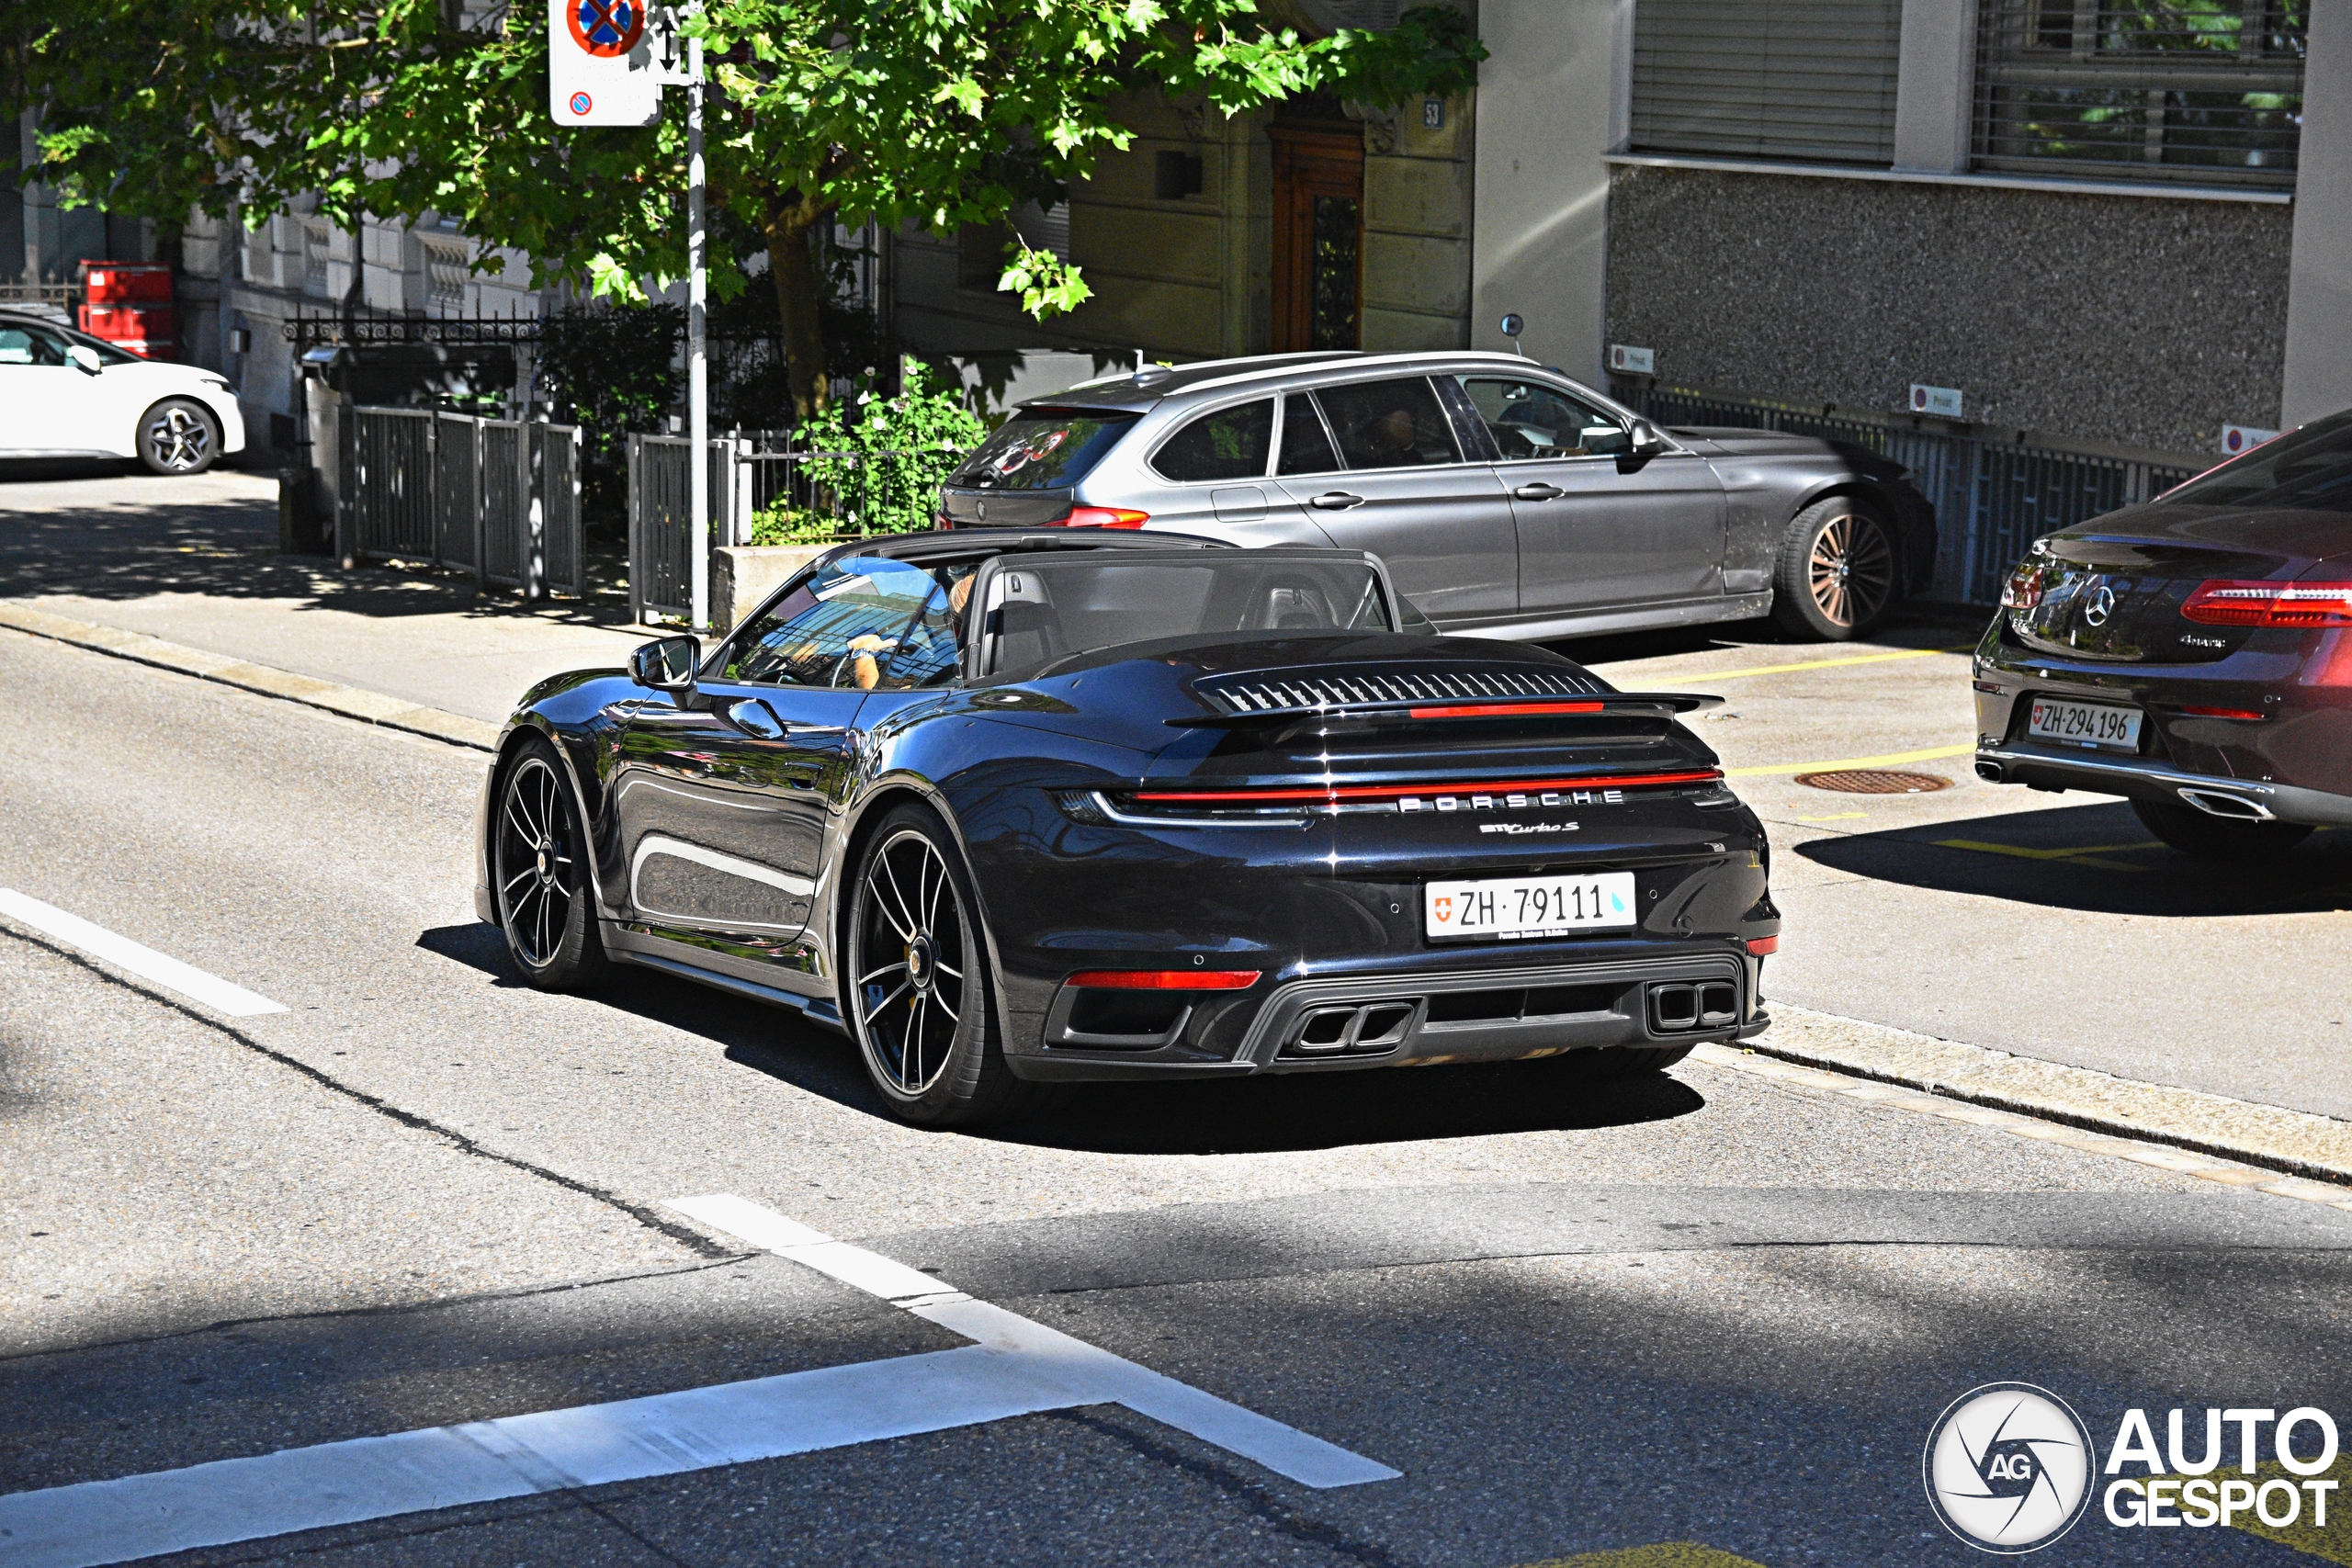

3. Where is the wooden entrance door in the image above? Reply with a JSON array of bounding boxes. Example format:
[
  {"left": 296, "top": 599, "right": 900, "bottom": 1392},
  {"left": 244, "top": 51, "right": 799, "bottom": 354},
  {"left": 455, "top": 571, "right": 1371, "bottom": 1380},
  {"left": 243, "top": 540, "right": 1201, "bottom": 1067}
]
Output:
[{"left": 1270, "top": 127, "right": 1364, "bottom": 352}]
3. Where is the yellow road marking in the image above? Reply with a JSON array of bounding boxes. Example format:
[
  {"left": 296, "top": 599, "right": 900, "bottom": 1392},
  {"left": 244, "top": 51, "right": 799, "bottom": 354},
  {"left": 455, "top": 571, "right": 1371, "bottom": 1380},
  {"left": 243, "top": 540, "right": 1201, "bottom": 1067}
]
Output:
[
  {"left": 1937, "top": 839, "right": 2162, "bottom": 873},
  {"left": 1613, "top": 644, "right": 1974, "bottom": 683},
  {"left": 1725, "top": 743, "right": 1974, "bottom": 777},
  {"left": 1510, "top": 1548, "right": 1772, "bottom": 1568},
  {"left": 1797, "top": 812, "right": 1866, "bottom": 822},
  {"left": 2140, "top": 1453, "right": 2352, "bottom": 1563}
]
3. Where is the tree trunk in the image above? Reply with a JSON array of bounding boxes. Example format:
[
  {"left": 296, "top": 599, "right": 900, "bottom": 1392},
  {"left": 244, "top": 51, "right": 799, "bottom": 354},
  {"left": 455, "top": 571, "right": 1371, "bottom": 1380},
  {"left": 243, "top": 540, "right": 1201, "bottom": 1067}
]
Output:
[{"left": 764, "top": 208, "right": 831, "bottom": 425}]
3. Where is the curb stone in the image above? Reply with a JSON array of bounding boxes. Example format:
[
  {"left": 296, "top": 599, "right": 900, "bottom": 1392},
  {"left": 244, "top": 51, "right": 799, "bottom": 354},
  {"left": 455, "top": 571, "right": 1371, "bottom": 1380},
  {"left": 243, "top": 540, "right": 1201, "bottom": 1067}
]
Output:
[
  {"left": 1694, "top": 1000, "right": 2352, "bottom": 1192},
  {"left": 0, "top": 603, "right": 504, "bottom": 752}
]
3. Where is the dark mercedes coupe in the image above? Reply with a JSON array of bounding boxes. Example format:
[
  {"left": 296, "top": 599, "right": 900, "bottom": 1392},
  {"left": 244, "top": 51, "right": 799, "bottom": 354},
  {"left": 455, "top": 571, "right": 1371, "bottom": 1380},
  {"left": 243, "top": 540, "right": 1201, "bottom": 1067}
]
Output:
[
  {"left": 476, "top": 529, "right": 1779, "bottom": 1123},
  {"left": 1975, "top": 410, "right": 2352, "bottom": 859}
]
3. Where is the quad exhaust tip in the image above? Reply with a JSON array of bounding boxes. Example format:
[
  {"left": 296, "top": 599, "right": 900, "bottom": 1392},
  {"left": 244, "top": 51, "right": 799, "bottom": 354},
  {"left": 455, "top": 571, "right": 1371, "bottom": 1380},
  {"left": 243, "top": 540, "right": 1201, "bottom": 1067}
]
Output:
[
  {"left": 2176, "top": 787, "right": 2274, "bottom": 822},
  {"left": 1647, "top": 980, "right": 1738, "bottom": 1034},
  {"left": 1282, "top": 1000, "right": 1420, "bottom": 1058}
]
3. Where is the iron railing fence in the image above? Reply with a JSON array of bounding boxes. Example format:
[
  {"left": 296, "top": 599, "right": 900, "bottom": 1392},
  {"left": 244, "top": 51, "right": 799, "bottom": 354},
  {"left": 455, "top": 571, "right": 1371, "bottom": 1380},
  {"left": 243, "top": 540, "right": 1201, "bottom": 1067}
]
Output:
[
  {"left": 627, "top": 434, "right": 968, "bottom": 624},
  {"left": 338, "top": 404, "right": 585, "bottom": 598},
  {"left": 1608, "top": 382, "right": 2207, "bottom": 607}
]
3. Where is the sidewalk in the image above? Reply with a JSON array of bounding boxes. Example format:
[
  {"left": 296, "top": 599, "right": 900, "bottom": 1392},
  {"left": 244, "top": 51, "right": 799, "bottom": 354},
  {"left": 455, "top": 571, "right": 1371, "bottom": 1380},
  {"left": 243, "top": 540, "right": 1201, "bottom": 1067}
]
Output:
[
  {"left": 0, "top": 464, "right": 655, "bottom": 726},
  {"left": 6, "top": 461, "right": 2351, "bottom": 1187}
]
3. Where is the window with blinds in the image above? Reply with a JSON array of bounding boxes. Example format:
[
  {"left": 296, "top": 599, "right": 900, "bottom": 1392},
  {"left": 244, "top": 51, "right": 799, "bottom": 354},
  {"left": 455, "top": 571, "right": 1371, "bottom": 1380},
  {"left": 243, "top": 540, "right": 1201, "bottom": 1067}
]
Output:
[
  {"left": 1973, "top": 2, "right": 2307, "bottom": 188},
  {"left": 1630, "top": 0, "right": 1905, "bottom": 165}
]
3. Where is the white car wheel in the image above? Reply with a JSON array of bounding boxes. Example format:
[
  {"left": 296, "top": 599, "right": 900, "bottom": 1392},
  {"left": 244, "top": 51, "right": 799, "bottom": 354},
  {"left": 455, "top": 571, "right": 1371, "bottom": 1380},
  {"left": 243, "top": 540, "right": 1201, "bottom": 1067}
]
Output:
[{"left": 139, "top": 398, "right": 220, "bottom": 475}]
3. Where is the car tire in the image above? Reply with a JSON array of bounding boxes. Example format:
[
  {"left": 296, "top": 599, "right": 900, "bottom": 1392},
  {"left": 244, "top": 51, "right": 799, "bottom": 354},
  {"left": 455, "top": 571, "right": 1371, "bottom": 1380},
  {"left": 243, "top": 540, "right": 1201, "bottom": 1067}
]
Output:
[
  {"left": 1568, "top": 1043, "right": 1696, "bottom": 1078},
  {"left": 2131, "top": 796, "right": 2312, "bottom": 863},
  {"left": 844, "top": 803, "right": 1037, "bottom": 1126},
  {"left": 492, "top": 739, "right": 608, "bottom": 989},
  {"left": 137, "top": 398, "right": 221, "bottom": 476},
  {"left": 1770, "top": 496, "right": 1899, "bottom": 641}
]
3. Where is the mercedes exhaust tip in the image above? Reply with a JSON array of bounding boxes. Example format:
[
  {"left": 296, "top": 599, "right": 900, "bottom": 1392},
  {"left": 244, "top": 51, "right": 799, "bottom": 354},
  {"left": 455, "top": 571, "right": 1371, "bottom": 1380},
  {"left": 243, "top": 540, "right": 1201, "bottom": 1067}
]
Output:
[
  {"left": 1974, "top": 760, "right": 2006, "bottom": 784},
  {"left": 2176, "top": 787, "right": 2274, "bottom": 822}
]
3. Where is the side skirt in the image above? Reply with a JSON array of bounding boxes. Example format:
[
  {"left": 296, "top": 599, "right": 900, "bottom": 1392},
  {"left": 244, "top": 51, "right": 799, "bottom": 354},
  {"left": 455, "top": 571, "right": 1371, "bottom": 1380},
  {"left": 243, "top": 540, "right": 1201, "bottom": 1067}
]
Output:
[{"left": 605, "top": 930, "right": 846, "bottom": 1034}]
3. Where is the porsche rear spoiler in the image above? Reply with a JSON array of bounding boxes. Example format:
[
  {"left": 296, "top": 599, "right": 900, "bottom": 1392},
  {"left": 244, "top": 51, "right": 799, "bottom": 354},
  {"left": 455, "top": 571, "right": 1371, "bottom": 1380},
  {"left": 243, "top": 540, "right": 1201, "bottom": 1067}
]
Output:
[{"left": 1164, "top": 692, "right": 1724, "bottom": 728}]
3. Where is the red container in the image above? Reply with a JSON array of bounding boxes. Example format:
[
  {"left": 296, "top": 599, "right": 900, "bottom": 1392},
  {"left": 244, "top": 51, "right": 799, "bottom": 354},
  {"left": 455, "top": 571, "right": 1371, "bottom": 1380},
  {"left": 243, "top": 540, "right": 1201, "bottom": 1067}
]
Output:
[
  {"left": 80, "top": 303, "right": 175, "bottom": 340},
  {"left": 81, "top": 260, "right": 173, "bottom": 304}
]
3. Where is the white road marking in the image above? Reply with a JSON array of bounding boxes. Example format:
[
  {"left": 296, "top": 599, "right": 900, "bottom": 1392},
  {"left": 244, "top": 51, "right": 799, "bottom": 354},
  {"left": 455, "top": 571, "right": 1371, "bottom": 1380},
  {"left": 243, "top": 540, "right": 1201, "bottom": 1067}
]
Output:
[
  {"left": 670, "top": 1193, "right": 1400, "bottom": 1490},
  {"left": 0, "top": 1196, "right": 1395, "bottom": 1568},
  {"left": 0, "top": 888, "right": 287, "bottom": 1018}
]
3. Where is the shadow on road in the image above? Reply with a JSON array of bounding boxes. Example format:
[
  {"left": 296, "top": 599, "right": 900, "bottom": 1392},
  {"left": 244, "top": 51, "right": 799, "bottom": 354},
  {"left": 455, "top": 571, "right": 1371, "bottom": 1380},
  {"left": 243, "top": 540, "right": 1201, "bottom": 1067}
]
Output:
[
  {"left": 0, "top": 470, "right": 629, "bottom": 625},
  {"left": 416, "top": 921, "right": 1708, "bottom": 1154},
  {"left": 1796, "top": 798, "right": 2352, "bottom": 916}
]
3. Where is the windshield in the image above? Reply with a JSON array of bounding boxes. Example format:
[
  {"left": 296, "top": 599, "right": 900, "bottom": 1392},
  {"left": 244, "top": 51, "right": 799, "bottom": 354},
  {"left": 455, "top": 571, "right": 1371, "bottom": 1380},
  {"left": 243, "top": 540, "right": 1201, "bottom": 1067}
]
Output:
[
  {"left": 2165, "top": 414, "right": 2352, "bottom": 512},
  {"left": 947, "top": 409, "right": 1139, "bottom": 491},
  {"left": 980, "top": 555, "right": 1392, "bottom": 674}
]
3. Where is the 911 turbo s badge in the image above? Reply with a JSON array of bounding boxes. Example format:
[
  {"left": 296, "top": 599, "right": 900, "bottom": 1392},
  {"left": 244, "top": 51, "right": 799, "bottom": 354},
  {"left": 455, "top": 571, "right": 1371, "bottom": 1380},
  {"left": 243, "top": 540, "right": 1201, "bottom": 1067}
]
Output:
[{"left": 1479, "top": 821, "right": 1579, "bottom": 835}]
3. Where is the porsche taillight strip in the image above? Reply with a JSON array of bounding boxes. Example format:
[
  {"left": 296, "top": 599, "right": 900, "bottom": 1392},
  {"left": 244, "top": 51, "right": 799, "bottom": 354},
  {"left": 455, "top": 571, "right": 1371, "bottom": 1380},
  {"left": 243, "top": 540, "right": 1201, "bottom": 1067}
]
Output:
[
  {"left": 1130, "top": 769, "right": 1724, "bottom": 804},
  {"left": 1408, "top": 701, "right": 1604, "bottom": 718}
]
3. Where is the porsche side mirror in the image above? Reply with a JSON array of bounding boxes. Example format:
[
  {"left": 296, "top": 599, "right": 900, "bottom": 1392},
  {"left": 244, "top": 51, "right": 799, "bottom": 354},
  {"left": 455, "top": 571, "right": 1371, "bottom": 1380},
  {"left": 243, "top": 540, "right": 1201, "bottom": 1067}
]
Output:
[
  {"left": 630, "top": 634, "right": 700, "bottom": 692},
  {"left": 67, "top": 345, "right": 103, "bottom": 376},
  {"left": 1628, "top": 419, "right": 1670, "bottom": 458}
]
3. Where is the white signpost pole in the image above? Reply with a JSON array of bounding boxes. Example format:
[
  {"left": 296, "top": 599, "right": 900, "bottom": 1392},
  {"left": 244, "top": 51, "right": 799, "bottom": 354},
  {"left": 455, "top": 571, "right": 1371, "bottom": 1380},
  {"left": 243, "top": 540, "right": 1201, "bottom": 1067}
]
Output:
[{"left": 686, "top": 29, "right": 708, "bottom": 637}]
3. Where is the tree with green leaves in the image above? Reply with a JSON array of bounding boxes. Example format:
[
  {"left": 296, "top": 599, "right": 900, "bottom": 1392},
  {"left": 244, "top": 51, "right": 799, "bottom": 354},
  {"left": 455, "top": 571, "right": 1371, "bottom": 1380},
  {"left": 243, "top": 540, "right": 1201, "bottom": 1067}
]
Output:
[{"left": 6, "top": 1, "right": 1484, "bottom": 421}]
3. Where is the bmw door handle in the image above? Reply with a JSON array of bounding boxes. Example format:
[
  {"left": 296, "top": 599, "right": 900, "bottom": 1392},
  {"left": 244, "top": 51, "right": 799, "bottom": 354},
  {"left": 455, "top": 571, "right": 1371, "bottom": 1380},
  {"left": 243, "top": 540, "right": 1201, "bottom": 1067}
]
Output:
[
  {"left": 1512, "top": 482, "right": 1565, "bottom": 501},
  {"left": 1309, "top": 491, "right": 1365, "bottom": 510}
]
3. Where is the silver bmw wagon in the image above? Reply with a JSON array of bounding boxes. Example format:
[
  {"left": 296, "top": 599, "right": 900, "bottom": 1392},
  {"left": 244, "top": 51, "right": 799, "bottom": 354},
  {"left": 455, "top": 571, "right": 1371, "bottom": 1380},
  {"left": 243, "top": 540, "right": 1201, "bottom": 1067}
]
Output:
[{"left": 937, "top": 350, "right": 1935, "bottom": 642}]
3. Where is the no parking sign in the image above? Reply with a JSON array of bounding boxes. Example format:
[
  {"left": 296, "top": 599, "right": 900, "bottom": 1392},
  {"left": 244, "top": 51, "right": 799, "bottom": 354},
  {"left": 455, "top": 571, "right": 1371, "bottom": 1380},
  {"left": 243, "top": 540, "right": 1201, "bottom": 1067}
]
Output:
[{"left": 548, "top": 0, "right": 663, "bottom": 126}]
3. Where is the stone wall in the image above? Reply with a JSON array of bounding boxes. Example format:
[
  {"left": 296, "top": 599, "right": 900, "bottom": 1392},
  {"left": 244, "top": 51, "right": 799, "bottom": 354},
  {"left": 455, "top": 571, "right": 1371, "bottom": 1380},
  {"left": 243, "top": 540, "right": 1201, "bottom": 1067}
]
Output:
[{"left": 1604, "top": 164, "right": 2294, "bottom": 453}]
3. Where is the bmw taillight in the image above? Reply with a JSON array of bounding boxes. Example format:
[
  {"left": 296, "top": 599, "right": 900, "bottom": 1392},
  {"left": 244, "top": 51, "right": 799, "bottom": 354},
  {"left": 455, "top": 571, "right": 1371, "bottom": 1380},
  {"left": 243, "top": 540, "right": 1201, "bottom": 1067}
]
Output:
[
  {"left": 2000, "top": 561, "right": 2043, "bottom": 610},
  {"left": 2182, "top": 581, "right": 2352, "bottom": 627},
  {"left": 1063, "top": 506, "right": 1149, "bottom": 529}
]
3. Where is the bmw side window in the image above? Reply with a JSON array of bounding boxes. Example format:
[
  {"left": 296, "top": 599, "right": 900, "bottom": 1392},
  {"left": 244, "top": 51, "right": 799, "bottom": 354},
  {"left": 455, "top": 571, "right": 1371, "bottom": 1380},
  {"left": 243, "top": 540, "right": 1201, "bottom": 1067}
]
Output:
[
  {"left": 1315, "top": 378, "right": 1463, "bottom": 471},
  {"left": 722, "top": 557, "right": 940, "bottom": 689},
  {"left": 1151, "top": 399, "right": 1273, "bottom": 482},
  {"left": 1275, "top": 392, "right": 1341, "bottom": 476},
  {"left": 1459, "top": 377, "right": 1630, "bottom": 460}
]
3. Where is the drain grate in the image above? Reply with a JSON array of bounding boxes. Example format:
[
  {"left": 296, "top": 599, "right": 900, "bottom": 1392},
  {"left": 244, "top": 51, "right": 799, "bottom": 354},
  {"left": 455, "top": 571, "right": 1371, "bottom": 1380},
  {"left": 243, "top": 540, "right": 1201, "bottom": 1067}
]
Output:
[{"left": 1793, "top": 769, "right": 1952, "bottom": 795}]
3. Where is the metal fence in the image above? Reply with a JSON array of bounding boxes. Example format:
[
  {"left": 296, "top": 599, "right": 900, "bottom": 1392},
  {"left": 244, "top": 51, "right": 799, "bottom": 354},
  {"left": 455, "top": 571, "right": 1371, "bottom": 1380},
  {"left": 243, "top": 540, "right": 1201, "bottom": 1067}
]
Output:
[
  {"left": 626, "top": 434, "right": 965, "bottom": 624},
  {"left": 338, "top": 404, "right": 585, "bottom": 598},
  {"left": 1608, "top": 382, "right": 2207, "bottom": 607}
]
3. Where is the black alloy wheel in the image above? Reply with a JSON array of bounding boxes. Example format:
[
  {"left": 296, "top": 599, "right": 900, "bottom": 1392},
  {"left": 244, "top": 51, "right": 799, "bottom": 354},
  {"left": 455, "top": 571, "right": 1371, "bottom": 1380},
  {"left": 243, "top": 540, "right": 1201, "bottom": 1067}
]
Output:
[
  {"left": 493, "top": 741, "right": 606, "bottom": 988},
  {"left": 844, "top": 805, "right": 1035, "bottom": 1125},
  {"left": 2132, "top": 796, "right": 2312, "bottom": 863},
  {"left": 1771, "top": 497, "right": 1898, "bottom": 640},
  {"left": 138, "top": 398, "right": 220, "bottom": 476}
]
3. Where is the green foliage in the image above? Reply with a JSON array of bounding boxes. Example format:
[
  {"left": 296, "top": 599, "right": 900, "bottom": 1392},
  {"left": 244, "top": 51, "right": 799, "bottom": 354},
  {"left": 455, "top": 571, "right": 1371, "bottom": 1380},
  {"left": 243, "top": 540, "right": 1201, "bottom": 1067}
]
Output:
[
  {"left": 7, "top": 0, "right": 1488, "bottom": 398},
  {"left": 996, "top": 241, "right": 1093, "bottom": 321},
  {"left": 1324, "top": 6, "right": 1487, "bottom": 107},
  {"left": 778, "top": 360, "right": 986, "bottom": 536}
]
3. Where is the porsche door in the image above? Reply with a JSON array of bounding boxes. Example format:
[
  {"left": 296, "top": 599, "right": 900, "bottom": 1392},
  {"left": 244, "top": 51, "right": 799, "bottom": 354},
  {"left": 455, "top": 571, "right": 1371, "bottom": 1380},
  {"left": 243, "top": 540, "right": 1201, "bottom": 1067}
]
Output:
[{"left": 611, "top": 556, "right": 942, "bottom": 949}]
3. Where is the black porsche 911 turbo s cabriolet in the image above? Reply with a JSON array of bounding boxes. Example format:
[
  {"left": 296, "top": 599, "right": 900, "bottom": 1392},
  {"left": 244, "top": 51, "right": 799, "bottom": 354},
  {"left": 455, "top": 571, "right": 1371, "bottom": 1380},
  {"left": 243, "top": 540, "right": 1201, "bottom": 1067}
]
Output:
[{"left": 474, "top": 529, "right": 1779, "bottom": 1123}]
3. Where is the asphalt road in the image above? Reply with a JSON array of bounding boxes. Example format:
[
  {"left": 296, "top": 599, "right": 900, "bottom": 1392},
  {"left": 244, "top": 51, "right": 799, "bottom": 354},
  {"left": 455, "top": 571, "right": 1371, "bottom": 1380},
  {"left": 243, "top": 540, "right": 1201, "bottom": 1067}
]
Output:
[{"left": 6, "top": 615, "right": 2352, "bottom": 1564}]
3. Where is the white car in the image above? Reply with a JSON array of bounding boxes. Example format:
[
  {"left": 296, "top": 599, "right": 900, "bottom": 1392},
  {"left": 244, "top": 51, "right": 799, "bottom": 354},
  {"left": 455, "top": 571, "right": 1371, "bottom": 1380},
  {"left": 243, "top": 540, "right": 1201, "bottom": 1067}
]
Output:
[{"left": 0, "top": 310, "right": 247, "bottom": 474}]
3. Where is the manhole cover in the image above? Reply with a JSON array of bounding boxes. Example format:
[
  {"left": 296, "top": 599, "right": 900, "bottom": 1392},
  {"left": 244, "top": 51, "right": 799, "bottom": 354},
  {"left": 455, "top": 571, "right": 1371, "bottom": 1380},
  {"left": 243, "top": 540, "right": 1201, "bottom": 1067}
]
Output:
[{"left": 1793, "top": 769, "right": 1953, "bottom": 795}]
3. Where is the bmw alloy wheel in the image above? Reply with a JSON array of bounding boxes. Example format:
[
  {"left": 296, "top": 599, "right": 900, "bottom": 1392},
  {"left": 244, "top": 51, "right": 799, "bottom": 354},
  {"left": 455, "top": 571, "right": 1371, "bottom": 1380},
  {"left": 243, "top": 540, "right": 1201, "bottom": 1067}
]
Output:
[{"left": 1805, "top": 508, "right": 1895, "bottom": 631}]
